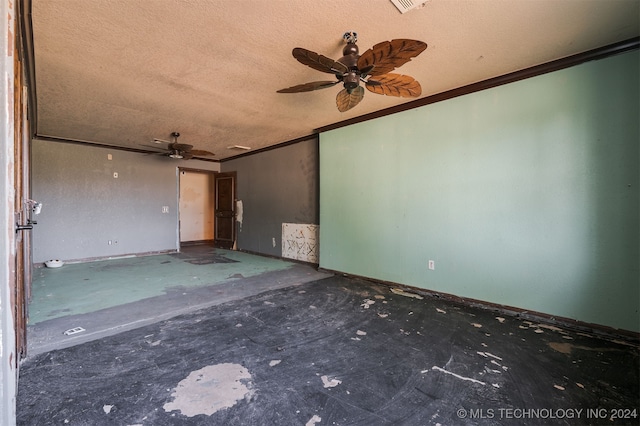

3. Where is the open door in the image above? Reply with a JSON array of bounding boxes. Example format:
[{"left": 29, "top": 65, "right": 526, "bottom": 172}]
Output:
[{"left": 214, "top": 172, "right": 236, "bottom": 249}]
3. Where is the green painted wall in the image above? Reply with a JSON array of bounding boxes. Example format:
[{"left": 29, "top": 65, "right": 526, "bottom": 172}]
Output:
[{"left": 319, "top": 50, "right": 639, "bottom": 332}]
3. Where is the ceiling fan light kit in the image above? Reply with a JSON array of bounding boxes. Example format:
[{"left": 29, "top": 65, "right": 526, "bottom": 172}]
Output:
[{"left": 277, "top": 31, "right": 427, "bottom": 112}]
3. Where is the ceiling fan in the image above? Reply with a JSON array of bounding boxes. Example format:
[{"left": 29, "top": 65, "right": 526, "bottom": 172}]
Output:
[
  {"left": 277, "top": 32, "right": 427, "bottom": 112},
  {"left": 149, "top": 132, "right": 215, "bottom": 160}
]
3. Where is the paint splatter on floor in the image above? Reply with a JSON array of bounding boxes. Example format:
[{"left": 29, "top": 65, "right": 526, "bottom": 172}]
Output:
[
  {"left": 306, "top": 414, "right": 322, "bottom": 426},
  {"left": 361, "top": 299, "right": 375, "bottom": 309},
  {"left": 390, "top": 288, "right": 424, "bottom": 299},
  {"left": 163, "top": 363, "right": 253, "bottom": 417},
  {"left": 320, "top": 375, "right": 342, "bottom": 388}
]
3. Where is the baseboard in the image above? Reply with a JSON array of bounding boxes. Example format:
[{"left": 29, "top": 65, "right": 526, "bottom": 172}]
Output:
[
  {"left": 318, "top": 268, "right": 640, "bottom": 344},
  {"left": 34, "top": 249, "right": 178, "bottom": 268},
  {"left": 236, "top": 248, "right": 319, "bottom": 267},
  {"left": 180, "top": 240, "right": 215, "bottom": 247}
]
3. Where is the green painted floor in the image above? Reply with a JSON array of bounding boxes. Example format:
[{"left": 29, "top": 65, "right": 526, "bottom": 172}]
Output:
[{"left": 29, "top": 248, "right": 296, "bottom": 325}]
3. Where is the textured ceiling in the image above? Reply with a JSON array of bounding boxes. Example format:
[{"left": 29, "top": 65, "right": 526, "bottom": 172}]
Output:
[{"left": 31, "top": 0, "right": 639, "bottom": 160}]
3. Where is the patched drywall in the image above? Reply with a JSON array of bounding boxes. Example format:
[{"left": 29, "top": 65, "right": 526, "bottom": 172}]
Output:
[{"left": 282, "top": 223, "right": 318, "bottom": 263}]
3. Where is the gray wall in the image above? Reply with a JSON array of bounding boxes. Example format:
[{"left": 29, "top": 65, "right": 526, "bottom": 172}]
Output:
[
  {"left": 221, "top": 137, "right": 319, "bottom": 257},
  {"left": 31, "top": 140, "right": 219, "bottom": 263}
]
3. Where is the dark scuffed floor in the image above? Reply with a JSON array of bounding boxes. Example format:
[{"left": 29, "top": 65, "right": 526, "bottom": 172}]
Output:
[{"left": 17, "top": 276, "right": 639, "bottom": 425}]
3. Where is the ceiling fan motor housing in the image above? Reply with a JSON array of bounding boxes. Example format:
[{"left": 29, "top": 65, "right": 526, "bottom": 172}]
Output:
[{"left": 339, "top": 43, "right": 360, "bottom": 91}]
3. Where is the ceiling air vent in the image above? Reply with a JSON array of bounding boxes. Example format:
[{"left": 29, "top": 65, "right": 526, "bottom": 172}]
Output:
[{"left": 390, "top": 0, "right": 429, "bottom": 14}]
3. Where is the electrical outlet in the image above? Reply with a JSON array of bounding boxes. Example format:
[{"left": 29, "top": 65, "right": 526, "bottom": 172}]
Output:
[
  {"left": 428, "top": 260, "right": 435, "bottom": 270},
  {"left": 108, "top": 240, "right": 112, "bottom": 245},
  {"left": 162, "top": 206, "right": 169, "bottom": 213}
]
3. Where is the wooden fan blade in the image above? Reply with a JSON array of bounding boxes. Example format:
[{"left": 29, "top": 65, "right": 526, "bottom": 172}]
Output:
[
  {"left": 189, "top": 149, "right": 215, "bottom": 156},
  {"left": 182, "top": 152, "right": 194, "bottom": 160},
  {"left": 277, "top": 80, "right": 340, "bottom": 93},
  {"left": 357, "top": 39, "right": 427, "bottom": 76},
  {"left": 365, "top": 73, "right": 422, "bottom": 97},
  {"left": 336, "top": 86, "right": 364, "bottom": 112},
  {"left": 292, "top": 48, "right": 349, "bottom": 74},
  {"left": 170, "top": 143, "right": 193, "bottom": 151}
]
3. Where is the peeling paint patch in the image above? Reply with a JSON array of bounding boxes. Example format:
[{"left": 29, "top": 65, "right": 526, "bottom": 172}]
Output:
[
  {"left": 426, "top": 366, "right": 486, "bottom": 386},
  {"left": 495, "top": 317, "right": 505, "bottom": 323},
  {"left": 390, "top": 288, "right": 424, "bottom": 299},
  {"left": 321, "top": 375, "right": 342, "bottom": 388},
  {"left": 549, "top": 342, "right": 572, "bottom": 354},
  {"left": 436, "top": 308, "right": 446, "bottom": 314},
  {"left": 306, "top": 414, "right": 322, "bottom": 426},
  {"left": 269, "top": 360, "right": 281, "bottom": 367},
  {"left": 535, "top": 323, "right": 565, "bottom": 333},
  {"left": 356, "top": 330, "right": 367, "bottom": 336},
  {"left": 377, "top": 313, "right": 388, "bottom": 318},
  {"left": 163, "top": 363, "right": 253, "bottom": 417},
  {"left": 471, "top": 323, "right": 482, "bottom": 328},
  {"left": 374, "top": 295, "right": 386, "bottom": 299},
  {"left": 360, "top": 299, "right": 375, "bottom": 309},
  {"left": 103, "top": 404, "right": 114, "bottom": 414},
  {"left": 554, "top": 384, "right": 565, "bottom": 391}
]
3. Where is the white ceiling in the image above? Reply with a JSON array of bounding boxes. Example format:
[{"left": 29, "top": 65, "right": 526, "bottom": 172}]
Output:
[{"left": 30, "top": 0, "right": 639, "bottom": 160}]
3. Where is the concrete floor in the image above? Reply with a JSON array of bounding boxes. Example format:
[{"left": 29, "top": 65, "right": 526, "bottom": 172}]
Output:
[{"left": 17, "top": 246, "right": 640, "bottom": 425}]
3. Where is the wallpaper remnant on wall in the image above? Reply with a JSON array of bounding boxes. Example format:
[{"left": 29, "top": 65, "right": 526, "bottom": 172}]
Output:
[{"left": 282, "top": 223, "right": 319, "bottom": 263}]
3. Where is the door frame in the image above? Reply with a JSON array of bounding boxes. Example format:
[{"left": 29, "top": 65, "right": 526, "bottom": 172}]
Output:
[
  {"left": 214, "top": 171, "right": 237, "bottom": 249},
  {"left": 177, "top": 167, "right": 216, "bottom": 248}
]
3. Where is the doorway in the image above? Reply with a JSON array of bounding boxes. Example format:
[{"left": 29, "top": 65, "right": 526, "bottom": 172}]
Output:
[
  {"left": 214, "top": 172, "right": 236, "bottom": 249},
  {"left": 178, "top": 169, "right": 215, "bottom": 246}
]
